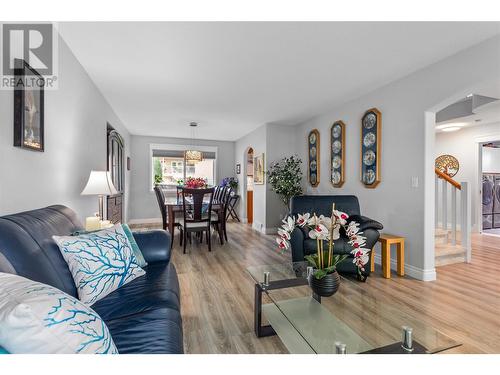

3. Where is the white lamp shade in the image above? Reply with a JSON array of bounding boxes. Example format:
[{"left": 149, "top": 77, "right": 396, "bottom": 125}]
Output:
[{"left": 81, "top": 171, "right": 118, "bottom": 196}]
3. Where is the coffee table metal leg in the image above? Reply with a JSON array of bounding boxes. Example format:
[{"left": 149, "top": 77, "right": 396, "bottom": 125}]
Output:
[{"left": 254, "top": 283, "right": 276, "bottom": 337}]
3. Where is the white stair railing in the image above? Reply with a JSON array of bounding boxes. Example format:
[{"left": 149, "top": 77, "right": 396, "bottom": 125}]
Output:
[{"left": 434, "top": 169, "right": 472, "bottom": 263}]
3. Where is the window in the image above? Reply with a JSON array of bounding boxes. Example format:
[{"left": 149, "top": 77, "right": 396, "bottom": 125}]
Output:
[{"left": 151, "top": 147, "right": 216, "bottom": 190}]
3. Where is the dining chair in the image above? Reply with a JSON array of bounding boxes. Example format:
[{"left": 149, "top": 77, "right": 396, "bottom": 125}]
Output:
[
  {"left": 154, "top": 185, "right": 179, "bottom": 247},
  {"left": 179, "top": 187, "right": 215, "bottom": 254},
  {"left": 211, "top": 186, "right": 232, "bottom": 244}
]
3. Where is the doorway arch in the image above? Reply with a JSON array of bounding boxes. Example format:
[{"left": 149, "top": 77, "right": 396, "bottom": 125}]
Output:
[{"left": 243, "top": 147, "right": 254, "bottom": 224}]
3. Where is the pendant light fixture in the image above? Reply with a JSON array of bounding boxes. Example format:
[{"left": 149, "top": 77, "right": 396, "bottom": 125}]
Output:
[{"left": 185, "top": 122, "right": 203, "bottom": 162}]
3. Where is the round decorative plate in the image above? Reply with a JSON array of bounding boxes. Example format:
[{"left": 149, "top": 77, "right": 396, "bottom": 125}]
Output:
[
  {"left": 332, "top": 171, "right": 341, "bottom": 185},
  {"left": 435, "top": 154, "right": 459, "bottom": 178},
  {"left": 332, "top": 140, "right": 342, "bottom": 154},
  {"left": 363, "top": 169, "right": 376, "bottom": 185},
  {"left": 363, "top": 150, "right": 376, "bottom": 166},
  {"left": 310, "top": 173, "right": 317, "bottom": 185},
  {"left": 332, "top": 155, "right": 341, "bottom": 169},
  {"left": 363, "top": 132, "right": 376, "bottom": 147},
  {"left": 363, "top": 113, "right": 376, "bottom": 129},
  {"left": 332, "top": 124, "right": 342, "bottom": 138},
  {"left": 309, "top": 133, "right": 316, "bottom": 144},
  {"left": 310, "top": 160, "right": 317, "bottom": 172},
  {"left": 309, "top": 146, "right": 317, "bottom": 158}
]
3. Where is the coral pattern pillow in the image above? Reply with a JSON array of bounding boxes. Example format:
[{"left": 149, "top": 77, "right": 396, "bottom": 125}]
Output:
[
  {"left": 0, "top": 273, "right": 117, "bottom": 354},
  {"left": 53, "top": 224, "right": 145, "bottom": 305}
]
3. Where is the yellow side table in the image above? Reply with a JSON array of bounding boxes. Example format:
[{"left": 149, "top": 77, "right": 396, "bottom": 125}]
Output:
[{"left": 370, "top": 234, "right": 405, "bottom": 279}]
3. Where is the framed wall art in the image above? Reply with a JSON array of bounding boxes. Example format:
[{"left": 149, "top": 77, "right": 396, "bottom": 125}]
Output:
[
  {"left": 253, "top": 153, "right": 265, "bottom": 185},
  {"left": 308, "top": 129, "right": 320, "bottom": 187},
  {"left": 361, "top": 108, "right": 381, "bottom": 188},
  {"left": 331, "top": 121, "right": 345, "bottom": 187},
  {"left": 13, "top": 59, "right": 45, "bottom": 152},
  {"left": 236, "top": 163, "right": 241, "bottom": 175}
]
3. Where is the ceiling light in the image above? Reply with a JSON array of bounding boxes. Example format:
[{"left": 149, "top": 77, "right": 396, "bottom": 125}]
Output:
[
  {"left": 441, "top": 126, "right": 461, "bottom": 132},
  {"left": 436, "top": 122, "right": 467, "bottom": 130},
  {"left": 185, "top": 122, "right": 203, "bottom": 162}
]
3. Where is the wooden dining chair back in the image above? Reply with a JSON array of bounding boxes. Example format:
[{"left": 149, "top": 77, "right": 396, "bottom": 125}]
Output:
[
  {"left": 153, "top": 185, "right": 168, "bottom": 230},
  {"left": 179, "top": 187, "right": 215, "bottom": 253}
]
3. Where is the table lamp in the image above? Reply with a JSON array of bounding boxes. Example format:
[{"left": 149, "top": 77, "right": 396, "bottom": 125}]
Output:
[{"left": 81, "top": 171, "right": 118, "bottom": 220}]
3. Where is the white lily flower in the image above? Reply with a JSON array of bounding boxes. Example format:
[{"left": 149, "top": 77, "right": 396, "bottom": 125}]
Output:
[
  {"left": 333, "top": 210, "right": 349, "bottom": 225},
  {"left": 281, "top": 216, "right": 295, "bottom": 232},
  {"left": 296, "top": 213, "right": 310, "bottom": 227},
  {"left": 276, "top": 237, "right": 290, "bottom": 251},
  {"left": 277, "top": 228, "right": 291, "bottom": 240},
  {"left": 308, "top": 223, "right": 330, "bottom": 240}
]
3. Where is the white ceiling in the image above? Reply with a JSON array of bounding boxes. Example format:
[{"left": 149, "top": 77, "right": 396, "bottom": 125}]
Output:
[{"left": 57, "top": 22, "right": 500, "bottom": 141}]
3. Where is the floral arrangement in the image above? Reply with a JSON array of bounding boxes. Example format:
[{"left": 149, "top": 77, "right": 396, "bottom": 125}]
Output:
[
  {"left": 276, "top": 206, "right": 370, "bottom": 280},
  {"left": 267, "top": 155, "right": 303, "bottom": 208},
  {"left": 220, "top": 177, "right": 238, "bottom": 190},
  {"left": 184, "top": 177, "right": 208, "bottom": 189}
]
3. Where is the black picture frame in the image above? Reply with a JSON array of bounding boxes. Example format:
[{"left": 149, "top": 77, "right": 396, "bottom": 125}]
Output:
[
  {"left": 236, "top": 163, "right": 241, "bottom": 174},
  {"left": 13, "top": 59, "right": 45, "bottom": 152}
]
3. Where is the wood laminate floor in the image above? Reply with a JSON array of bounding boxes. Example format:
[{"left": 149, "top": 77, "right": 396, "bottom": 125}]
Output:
[{"left": 131, "top": 222, "right": 500, "bottom": 354}]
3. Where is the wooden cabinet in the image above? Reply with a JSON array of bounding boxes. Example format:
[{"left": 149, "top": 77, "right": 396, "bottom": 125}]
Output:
[{"left": 107, "top": 127, "right": 124, "bottom": 223}]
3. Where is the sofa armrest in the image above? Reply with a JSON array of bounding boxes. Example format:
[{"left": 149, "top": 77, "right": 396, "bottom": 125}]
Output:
[
  {"left": 290, "top": 227, "right": 306, "bottom": 262},
  {"left": 347, "top": 215, "right": 383, "bottom": 232},
  {"left": 132, "top": 229, "right": 172, "bottom": 264}
]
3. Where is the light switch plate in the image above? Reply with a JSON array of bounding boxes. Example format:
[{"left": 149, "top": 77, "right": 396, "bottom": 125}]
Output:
[{"left": 411, "top": 176, "right": 419, "bottom": 188}]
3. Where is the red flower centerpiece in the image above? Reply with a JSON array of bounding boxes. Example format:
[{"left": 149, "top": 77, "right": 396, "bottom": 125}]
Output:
[{"left": 184, "top": 177, "right": 208, "bottom": 189}]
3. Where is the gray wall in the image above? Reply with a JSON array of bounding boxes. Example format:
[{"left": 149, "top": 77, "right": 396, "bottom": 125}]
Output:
[
  {"left": 294, "top": 35, "right": 500, "bottom": 279},
  {"left": 234, "top": 124, "right": 267, "bottom": 231},
  {"left": 0, "top": 30, "right": 131, "bottom": 222},
  {"left": 129, "top": 135, "right": 235, "bottom": 221}
]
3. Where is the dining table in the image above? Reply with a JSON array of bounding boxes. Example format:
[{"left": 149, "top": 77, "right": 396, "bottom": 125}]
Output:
[{"left": 164, "top": 196, "right": 224, "bottom": 242}]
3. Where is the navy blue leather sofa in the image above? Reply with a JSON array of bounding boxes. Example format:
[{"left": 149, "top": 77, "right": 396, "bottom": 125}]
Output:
[
  {"left": 289, "top": 195, "right": 383, "bottom": 279},
  {"left": 0, "top": 205, "right": 183, "bottom": 354}
]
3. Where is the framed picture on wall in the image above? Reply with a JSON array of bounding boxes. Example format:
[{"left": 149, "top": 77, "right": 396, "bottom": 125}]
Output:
[
  {"left": 331, "top": 121, "right": 345, "bottom": 187},
  {"left": 361, "top": 108, "right": 381, "bottom": 188},
  {"left": 13, "top": 59, "right": 45, "bottom": 152},
  {"left": 236, "top": 163, "right": 241, "bottom": 174},
  {"left": 308, "top": 129, "right": 320, "bottom": 187},
  {"left": 253, "top": 153, "right": 265, "bottom": 185}
]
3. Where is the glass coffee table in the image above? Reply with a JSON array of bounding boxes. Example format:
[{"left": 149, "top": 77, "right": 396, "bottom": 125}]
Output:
[{"left": 247, "top": 262, "right": 461, "bottom": 354}]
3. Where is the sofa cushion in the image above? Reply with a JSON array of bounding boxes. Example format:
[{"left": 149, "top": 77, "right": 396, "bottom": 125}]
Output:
[
  {"left": 91, "top": 262, "right": 180, "bottom": 321},
  {"left": 0, "top": 273, "right": 117, "bottom": 354},
  {"left": 53, "top": 225, "right": 146, "bottom": 305},
  {"left": 303, "top": 237, "right": 354, "bottom": 256},
  {"left": 106, "top": 308, "right": 183, "bottom": 354}
]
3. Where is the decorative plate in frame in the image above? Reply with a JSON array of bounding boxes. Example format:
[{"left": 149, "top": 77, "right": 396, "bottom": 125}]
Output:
[
  {"left": 308, "top": 129, "right": 320, "bottom": 187},
  {"left": 361, "top": 108, "right": 381, "bottom": 188},
  {"left": 330, "top": 121, "right": 345, "bottom": 187}
]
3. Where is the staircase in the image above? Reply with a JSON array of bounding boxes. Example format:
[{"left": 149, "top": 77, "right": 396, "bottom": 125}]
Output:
[{"left": 434, "top": 168, "right": 472, "bottom": 266}]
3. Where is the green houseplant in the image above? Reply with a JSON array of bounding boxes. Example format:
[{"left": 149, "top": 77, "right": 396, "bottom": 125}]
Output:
[{"left": 267, "top": 155, "right": 303, "bottom": 210}]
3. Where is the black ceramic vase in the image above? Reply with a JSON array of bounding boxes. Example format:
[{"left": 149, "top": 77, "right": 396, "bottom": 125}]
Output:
[{"left": 308, "top": 270, "right": 340, "bottom": 297}]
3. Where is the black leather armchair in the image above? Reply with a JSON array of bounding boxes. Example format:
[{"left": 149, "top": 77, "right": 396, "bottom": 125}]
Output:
[{"left": 289, "top": 195, "right": 383, "bottom": 278}]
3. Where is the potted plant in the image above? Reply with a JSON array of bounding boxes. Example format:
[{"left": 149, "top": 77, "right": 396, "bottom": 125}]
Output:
[
  {"left": 220, "top": 177, "right": 238, "bottom": 192},
  {"left": 267, "top": 155, "right": 303, "bottom": 210},
  {"left": 276, "top": 205, "right": 370, "bottom": 296}
]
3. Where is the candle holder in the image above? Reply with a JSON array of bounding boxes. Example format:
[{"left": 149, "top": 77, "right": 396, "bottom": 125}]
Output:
[{"left": 401, "top": 326, "right": 414, "bottom": 352}]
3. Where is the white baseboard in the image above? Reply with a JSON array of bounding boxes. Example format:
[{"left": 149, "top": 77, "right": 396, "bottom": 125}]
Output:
[
  {"left": 373, "top": 254, "right": 436, "bottom": 281},
  {"left": 128, "top": 218, "right": 161, "bottom": 225}
]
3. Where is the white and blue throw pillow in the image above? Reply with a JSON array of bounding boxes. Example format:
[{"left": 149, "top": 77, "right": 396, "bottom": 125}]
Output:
[
  {"left": 53, "top": 224, "right": 145, "bottom": 305},
  {"left": 0, "top": 273, "right": 118, "bottom": 354}
]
